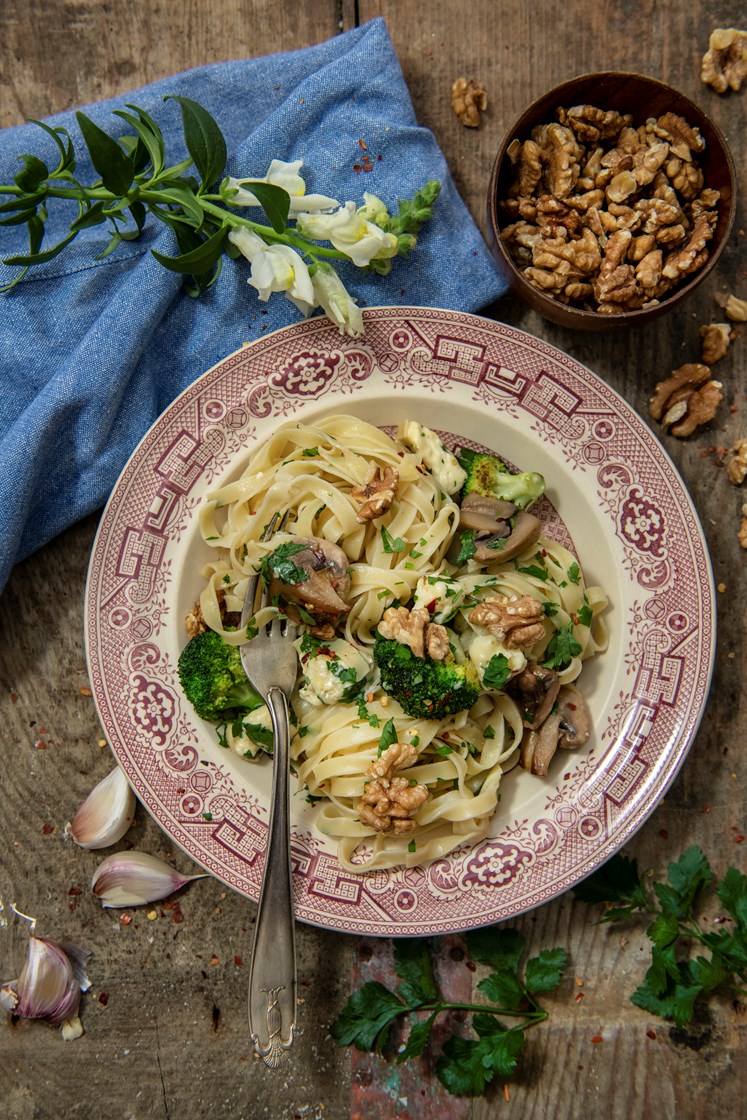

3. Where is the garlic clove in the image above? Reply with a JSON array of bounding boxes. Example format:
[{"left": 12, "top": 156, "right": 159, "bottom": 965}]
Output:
[
  {"left": 10, "top": 936, "right": 86, "bottom": 1027},
  {"left": 61, "top": 1014, "right": 84, "bottom": 1041},
  {"left": 91, "top": 851, "right": 208, "bottom": 908},
  {"left": 69, "top": 765, "right": 137, "bottom": 850}
]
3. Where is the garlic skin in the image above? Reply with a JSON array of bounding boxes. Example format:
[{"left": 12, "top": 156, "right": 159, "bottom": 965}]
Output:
[
  {"left": 91, "top": 851, "right": 207, "bottom": 908},
  {"left": 69, "top": 765, "right": 137, "bottom": 850},
  {"left": 1, "top": 935, "right": 91, "bottom": 1037}
]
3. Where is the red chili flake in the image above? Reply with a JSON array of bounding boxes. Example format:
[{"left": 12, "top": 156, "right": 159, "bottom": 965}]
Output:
[
  {"left": 591, "top": 1034, "right": 603, "bottom": 1044},
  {"left": 377, "top": 153, "right": 383, "bottom": 161},
  {"left": 358, "top": 139, "right": 368, "bottom": 150},
  {"left": 503, "top": 1083, "right": 510, "bottom": 1103},
  {"left": 210, "top": 953, "right": 220, "bottom": 967},
  {"left": 10, "top": 692, "right": 19, "bottom": 702},
  {"left": 702, "top": 806, "right": 712, "bottom": 813},
  {"left": 566, "top": 702, "right": 577, "bottom": 711},
  {"left": 120, "top": 913, "right": 133, "bottom": 926},
  {"left": 79, "top": 687, "right": 92, "bottom": 696},
  {"left": 466, "top": 960, "right": 477, "bottom": 972},
  {"left": 659, "top": 829, "right": 669, "bottom": 839},
  {"left": 353, "top": 164, "right": 362, "bottom": 174},
  {"left": 646, "top": 1028, "right": 657, "bottom": 1040},
  {"left": 362, "top": 165, "right": 373, "bottom": 173},
  {"left": 575, "top": 992, "right": 585, "bottom": 1003},
  {"left": 35, "top": 740, "right": 47, "bottom": 750},
  {"left": 735, "top": 834, "right": 745, "bottom": 844},
  {"left": 98, "top": 991, "right": 110, "bottom": 1007},
  {"left": 42, "top": 822, "right": 54, "bottom": 835},
  {"left": 68, "top": 885, "right": 82, "bottom": 896},
  {"left": 234, "top": 956, "right": 243, "bottom": 967}
]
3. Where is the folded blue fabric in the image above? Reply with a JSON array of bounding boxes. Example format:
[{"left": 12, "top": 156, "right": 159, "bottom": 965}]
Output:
[{"left": 0, "top": 17, "right": 506, "bottom": 597}]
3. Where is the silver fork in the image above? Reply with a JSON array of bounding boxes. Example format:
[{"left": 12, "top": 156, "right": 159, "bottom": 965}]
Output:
[{"left": 240, "top": 515, "right": 299, "bottom": 1068}]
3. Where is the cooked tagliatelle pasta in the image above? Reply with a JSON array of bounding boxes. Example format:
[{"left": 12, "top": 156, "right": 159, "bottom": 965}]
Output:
[{"left": 182, "top": 414, "right": 608, "bottom": 872}]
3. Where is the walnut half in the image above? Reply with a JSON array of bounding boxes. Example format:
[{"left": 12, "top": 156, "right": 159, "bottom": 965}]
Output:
[
  {"left": 357, "top": 741, "right": 429, "bottom": 835},
  {"left": 469, "top": 594, "right": 547, "bottom": 650},
  {"left": 701, "top": 28, "right": 747, "bottom": 93},
  {"left": 351, "top": 466, "right": 399, "bottom": 523},
  {"left": 649, "top": 363, "right": 723, "bottom": 438},
  {"left": 378, "top": 606, "right": 449, "bottom": 660},
  {"left": 451, "top": 77, "right": 487, "bottom": 127}
]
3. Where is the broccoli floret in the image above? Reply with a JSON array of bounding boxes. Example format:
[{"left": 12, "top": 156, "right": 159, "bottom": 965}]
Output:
[
  {"left": 178, "top": 629, "right": 264, "bottom": 722},
  {"left": 458, "top": 448, "right": 545, "bottom": 509},
  {"left": 373, "top": 636, "right": 481, "bottom": 719}
]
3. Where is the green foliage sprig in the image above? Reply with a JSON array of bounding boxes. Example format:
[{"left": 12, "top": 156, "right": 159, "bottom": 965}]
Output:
[
  {"left": 330, "top": 928, "right": 567, "bottom": 1097},
  {"left": 0, "top": 97, "right": 440, "bottom": 332},
  {"left": 574, "top": 845, "right": 747, "bottom": 1027}
]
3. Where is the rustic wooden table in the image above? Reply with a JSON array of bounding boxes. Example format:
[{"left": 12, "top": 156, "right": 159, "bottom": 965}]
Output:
[{"left": 1, "top": 3, "right": 745, "bottom": 1118}]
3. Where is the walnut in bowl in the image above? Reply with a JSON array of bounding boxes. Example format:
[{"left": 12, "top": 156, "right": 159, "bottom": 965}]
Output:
[{"left": 487, "top": 72, "right": 737, "bottom": 331}]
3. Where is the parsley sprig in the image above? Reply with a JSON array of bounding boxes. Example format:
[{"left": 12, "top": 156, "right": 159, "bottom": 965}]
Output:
[
  {"left": 574, "top": 846, "right": 747, "bottom": 1027},
  {"left": 330, "top": 929, "right": 566, "bottom": 1096}
]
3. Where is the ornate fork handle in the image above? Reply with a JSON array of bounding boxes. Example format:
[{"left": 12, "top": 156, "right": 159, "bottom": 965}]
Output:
[{"left": 248, "top": 685, "right": 296, "bottom": 1067}]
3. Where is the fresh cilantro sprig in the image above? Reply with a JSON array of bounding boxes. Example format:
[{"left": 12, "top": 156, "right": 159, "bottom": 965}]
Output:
[
  {"left": 574, "top": 846, "right": 747, "bottom": 1027},
  {"left": 330, "top": 929, "right": 567, "bottom": 1097}
]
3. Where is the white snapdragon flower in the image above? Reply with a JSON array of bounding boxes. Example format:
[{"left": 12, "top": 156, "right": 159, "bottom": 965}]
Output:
[
  {"left": 228, "top": 227, "right": 314, "bottom": 307},
  {"left": 225, "top": 159, "right": 339, "bottom": 213},
  {"left": 295, "top": 200, "right": 398, "bottom": 268},
  {"left": 310, "top": 263, "right": 364, "bottom": 337}
]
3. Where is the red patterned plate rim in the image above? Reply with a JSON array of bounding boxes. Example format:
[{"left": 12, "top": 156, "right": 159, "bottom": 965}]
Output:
[{"left": 84, "top": 308, "right": 715, "bottom": 936}]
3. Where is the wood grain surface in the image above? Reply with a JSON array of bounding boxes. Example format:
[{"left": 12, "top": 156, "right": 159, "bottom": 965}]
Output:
[{"left": 1, "top": 2, "right": 746, "bottom": 1118}]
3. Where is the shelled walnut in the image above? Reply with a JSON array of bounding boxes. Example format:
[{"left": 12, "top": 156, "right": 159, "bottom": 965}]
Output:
[
  {"left": 700, "top": 322, "right": 732, "bottom": 364},
  {"left": 726, "top": 439, "right": 747, "bottom": 485},
  {"left": 451, "top": 77, "right": 487, "bottom": 127},
  {"left": 701, "top": 28, "right": 747, "bottom": 93},
  {"left": 649, "top": 363, "right": 723, "bottom": 437},
  {"left": 498, "top": 103, "right": 721, "bottom": 313}
]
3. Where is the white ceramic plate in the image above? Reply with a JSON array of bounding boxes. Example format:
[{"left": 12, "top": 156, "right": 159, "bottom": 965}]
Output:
[{"left": 85, "top": 308, "right": 715, "bottom": 936}]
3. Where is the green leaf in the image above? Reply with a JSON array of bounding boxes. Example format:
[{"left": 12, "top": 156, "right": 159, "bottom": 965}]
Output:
[
  {"left": 14, "top": 154, "right": 49, "bottom": 193},
  {"left": 455, "top": 530, "right": 476, "bottom": 565},
  {"left": 524, "top": 947, "right": 568, "bottom": 994},
  {"left": 466, "top": 927, "right": 525, "bottom": 972},
  {"left": 631, "top": 978, "right": 702, "bottom": 1028},
  {"left": 541, "top": 622, "right": 582, "bottom": 670},
  {"left": 164, "top": 95, "right": 227, "bottom": 190},
  {"left": 478, "top": 969, "right": 524, "bottom": 1010},
  {"left": 156, "top": 184, "right": 207, "bottom": 228},
  {"left": 95, "top": 228, "right": 123, "bottom": 260},
  {"left": 690, "top": 953, "right": 731, "bottom": 992},
  {"left": 69, "top": 201, "right": 107, "bottom": 231},
  {"left": 151, "top": 223, "right": 229, "bottom": 276},
  {"left": 393, "top": 939, "right": 439, "bottom": 1005},
  {"left": 482, "top": 653, "right": 510, "bottom": 691},
  {"left": 397, "top": 1010, "right": 438, "bottom": 1062},
  {"left": 329, "top": 981, "right": 405, "bottom": 1051},
  {"left": 0, "top": 189, "right": 47, "bottom": 214},
  {"left": 75, "top": 110, "right": 135, "bottom": 195},
  {"left": 717, "top": 866, "right": 747, "bottom": 929},
  {"left": 28, "top": 119, "right": 76, "bottom": 174},
  {"left": 112, "top": 107, "right": 165, "bottom": 176},
  {"left": 3, "top": 228, "right": 76, "bottom": 267},
  {"left": 381, "top": 525, "right": 407, "bottom": 554},
  {"left": 647, "top": 913, "right": 681, "bottom": 949},
  {"left": 437, "top": 1027, "right": 524, "bottom": 1096},
  {"left": 377, "top": 718, "right": 397, "bottom": 754},
  {"left": 665, "top": 846, "right": 713, "bottom": 913},
  {"left": 573, "top": 853, "right": 649, "bottom": 913},
  {"left": 239, "top": 180, "right": 290, "bottom": 234}
]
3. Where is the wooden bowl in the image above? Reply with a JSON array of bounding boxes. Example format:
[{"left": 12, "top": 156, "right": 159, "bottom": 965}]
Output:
[{"left": 487, "top": 72, "right": 737, "bottom": 331}]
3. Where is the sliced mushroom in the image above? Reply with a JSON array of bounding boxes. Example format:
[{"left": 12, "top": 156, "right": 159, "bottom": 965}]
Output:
[
  {"left": 556, "top": 686, "right": 591, "bottom": 748},
  {"left": 473, "top": 511, "right": 543, "bottom": 564},
  {"left": 518, "top": 686, "right": 591, "bottom": 776},
  {"left": 507, "top": 665, "right": 560, "bottom": 729},
  {"left": 459, "top": 493, "right": 517, "bottom": 530},
  {"left": 520, "top": 714, "right": 562, "bottom": 776},
  {"left": 269, "top": 536, "right": 351, "bottom": 618}
]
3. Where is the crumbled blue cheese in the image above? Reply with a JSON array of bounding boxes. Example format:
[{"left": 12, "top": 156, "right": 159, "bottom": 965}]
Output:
[
  {"left": 412, "top": 573, "right": 465, "bottom": 623},
  {"left": 297, "top": 638, "right": 372, "bottom": 706},
  {"left": 466, "top": 633, "right": 526, "bottom": 681},
  {"left": 399, "top": 421, "right": 467, "bottom": 495}
]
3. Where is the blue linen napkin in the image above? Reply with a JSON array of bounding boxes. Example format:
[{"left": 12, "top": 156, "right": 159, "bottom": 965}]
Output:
[{"left": 0, "top": 17, "right": 507, "bottom": 597}]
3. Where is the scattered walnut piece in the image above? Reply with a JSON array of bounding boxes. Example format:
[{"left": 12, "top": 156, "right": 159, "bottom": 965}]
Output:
[
  {"left": 357, "top": 742, "right": 429, "bottom": 835},
  {"left": 378, "top": 606, "right": 449, "bottom": 660},
  {"left": 700, "top": 322, "right": 732, "bottom": 364},
  {"left": 185, "top": 600, "right": 207, "bottom": 638},
  {"left": 468, "top": 594, "right": 546, "bottom": 650},
  {"left": 726, "top": 438, "right": 747, "bottom": 485},
  {"left": 701, "top": 28, "right": 747, "bottom": 94},
  {"left": 739, "top": 504, "right": 747, "bottom": 549},
  {"left": 351, "top": 466, "right": 399, "bottom": 523},
  {"left": 649, "top": 363, "right": 723, "bottom": 437},
  {"left": 451, "top": 77, "right": 487, "bottom": 127},
  {"left": 725, "top": 294, "right": 747, "bottom": 321}
]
